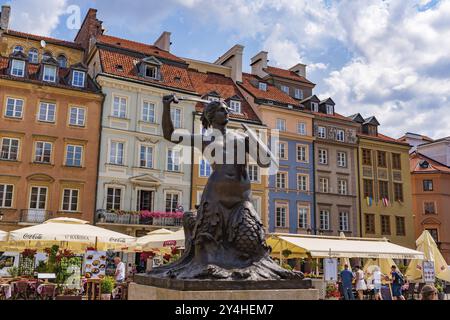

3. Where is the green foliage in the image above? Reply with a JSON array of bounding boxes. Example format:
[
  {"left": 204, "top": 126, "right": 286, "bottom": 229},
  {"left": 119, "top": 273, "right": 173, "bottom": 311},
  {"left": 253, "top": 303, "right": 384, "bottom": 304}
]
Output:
[
  {"left": 7, "top": 266, "right": 19, "bottom": 278},
  {"left": 100, "top": 276, "right": 115, "bottom": 294},
  {"left": 282, "top": 249, "right": 292, "bottom": 258},
  {"left": 397, "top": 263, "right": 407, "bottom": 275},
  {"left": 282, "top": 263, "right": 293, "bottom": 271},
  {"left": 435, "top": 279, "right": 445, "bottom": 293}
]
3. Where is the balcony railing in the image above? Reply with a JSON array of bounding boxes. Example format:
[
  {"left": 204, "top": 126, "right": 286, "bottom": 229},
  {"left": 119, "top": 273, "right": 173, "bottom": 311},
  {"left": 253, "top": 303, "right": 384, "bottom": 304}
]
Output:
[
  {"left": 97, "top": 211, "right": 183, "bottom": 227},
  {"left": 20, "top": 210, "right": 53, "bottom": 224}
]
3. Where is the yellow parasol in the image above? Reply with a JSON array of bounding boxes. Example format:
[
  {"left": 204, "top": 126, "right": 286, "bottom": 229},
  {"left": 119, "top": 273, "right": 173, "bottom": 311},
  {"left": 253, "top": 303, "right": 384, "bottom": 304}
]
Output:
[{"left": 364, "top": 258, "right": 397, "bottom": 281}]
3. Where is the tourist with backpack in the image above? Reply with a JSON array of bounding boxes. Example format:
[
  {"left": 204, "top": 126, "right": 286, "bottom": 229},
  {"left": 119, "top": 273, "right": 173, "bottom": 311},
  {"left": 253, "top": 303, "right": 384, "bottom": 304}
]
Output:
[{"left": 391, "top": 265, "right": 405, "bottom": 300}]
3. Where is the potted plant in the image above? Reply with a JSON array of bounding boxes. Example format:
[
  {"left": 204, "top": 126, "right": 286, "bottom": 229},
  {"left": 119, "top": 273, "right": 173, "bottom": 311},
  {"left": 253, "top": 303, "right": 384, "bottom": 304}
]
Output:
[
  {"left": 100, "top": 276, "right": 115, "bottom": 300},
  {"left": 325, "top": 282, "right": 341, "bottom": 300},
  {"left": 435, "top": 280, "right": 445, "bottom": 300},
  {"left": 7, "top": 266, "right": 19, "bottom": 280}
]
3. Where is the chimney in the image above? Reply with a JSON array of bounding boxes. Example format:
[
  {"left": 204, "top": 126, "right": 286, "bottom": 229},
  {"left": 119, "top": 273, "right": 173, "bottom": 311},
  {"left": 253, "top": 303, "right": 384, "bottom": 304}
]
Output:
[
  {"left": 290, "top": 63, "right": 307, "bottom": 78},
  {"left": 154, "top": 31, "right": 171, "bottom": 52},
  {"left": 75, "top": 8, "right": 104, "bottom": 56},
  {"left": 0, "top": 5, "right": 11, "bottom": 31},
  {"left": 214, "top": 44, "right": 244, "bottom": 83},
  {"left": 250, "top": 51, "right": 268, "bottom": 79}
]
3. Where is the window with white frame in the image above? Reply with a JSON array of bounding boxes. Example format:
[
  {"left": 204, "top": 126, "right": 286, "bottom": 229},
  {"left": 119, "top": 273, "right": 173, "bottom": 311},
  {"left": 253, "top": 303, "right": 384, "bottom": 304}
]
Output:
[
  {"left": 337, "top": 151, "right": 347, "bottom": 167},
  {"left": 167, "top": 148, "right": 181, "bottom": 172},
  {"left": 171, "top": 107, "right": 182, "bottom": 129},
  {"left": 29, "top": 186, "right": 47, "bottom": 210},
  {"left": 318, "top": 149, "right": 328, "bottom": 165},
  {"left": 251, "top": 196, "right": 261, "bottom": 218},
  {"left": 276, "top": 119, "right": 286, "bottom": 132},
  {"left": 319, "top": 177, "right": 329, "bottom": 193},
  {"left": 106, "top": 187, "right": 122, "bottom": 210},
  {"left": 318, "top": 126, "right": 326, "bottom": 138},
  {"left": 1, "top": 138, "right": 19, "bottom": 161},
  {"left": 34, "top": 142, "right": 52, "bottom": 164},
  {"left": 13, "top": 46, "right": 24, "bottom": 54},
  {"left": 42, "top": 52, "right": 53, "bottom": 60},
  {"left": 142, "top": 101, "right": 156, "bottom": 123},
  {"left": 259, "top": 82, "right": 267, "bottom": 91},
  {"left": 165, "top": 192, "right": 180, "bottom": 212},
  {"left": 278, "top": 142, "right": 287, "bottom": 160},
  {"left": 38, "top": 102, "right": 56, "bottom": 123},
  {"left": 248, "top": 165, "right": 259, "bottom": 182},
  {"left": 207, "top": 96, "right": 220, "bottom": 102},
  {"left": 275, "top": 203, "right": 287, "bottom": 228},
  {"left": 145, "top": 65, "right": 158, "bottom": 79},
  {"left": 5, "top": 98, "right": 24, "bottom": 118},
  {"left": 336, "top": 129, "right": 345, "bottom": 142},
  {"left": 11, "top": 59, "right": 25, "bottom": 77},
  {"left": 320, "top": 210, "right": 330, "bottom": 230},
  {"left": 297, "top": 174, "right": 308, "bottom": 191},
  {"left": 339, "top": 211, "right": 349, "bottom": 231},
  {"left": 43, "top": 65, "right": 57, "bottom": 82},
  {"left": 72, "top": 70, "right": 85, "bottom": 87},
  {"left": 326, "top": 104, "right": 334, "bottom": 115},
  {"left": 200, "top": 158, "right": 212, "bottom": 177},
  {"left": 280, "top": 85, "right": 289, "bottom": 95},
  {"left": 62, "top": 189, "right": 79, "bottom": 212},
  {"left": 113, "top": 96, "right": 127, "bottom": 118},
  {"left": 229, "top": 100, "right": 241, "bottom": 114},
  {"left": 69, "top": 107, "right": 85, "bottom": 126},
  {"left": 28, "top": 49, "right": 39, "bottom": 64},
  {"left": 297, "top": 145, "right": 307, "bottom": 162},
  {"left": 295, "top": 88, "right": 304, "bottom": 100},
  {"left": 298, "top": 206, "right": 308, "bottom": 229},
  {"left": 297, "top": 122, "right": 307, "bottom": 135},
  {"left": 338, "top": 179, "right": 348, "bottom": 195},
  {"left": 109, "top": 141, "right": 124, "bottom": 165},
  {"left": 312, "top": 102, "right": 319, "bottom": 112},
  {"left": 276, "top": 172, "right": 287, "bottom": 189},
  {"left": 0, "top": 184, "right": 13, "bottom": 208},
  {"left": 140, "top": 145, "right": 153, "bottom": 169},
  {"left": 66, "top": 145, "right": 83, "bottom": 167},
  {"left": 57, "top": 55, "right": 67, "bottom": 68}
]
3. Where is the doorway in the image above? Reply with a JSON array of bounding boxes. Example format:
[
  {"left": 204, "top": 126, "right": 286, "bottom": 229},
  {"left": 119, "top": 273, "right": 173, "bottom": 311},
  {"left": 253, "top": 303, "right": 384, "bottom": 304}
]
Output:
[{"left": 137, "top": 190, "right": 154, "bottom": 211}]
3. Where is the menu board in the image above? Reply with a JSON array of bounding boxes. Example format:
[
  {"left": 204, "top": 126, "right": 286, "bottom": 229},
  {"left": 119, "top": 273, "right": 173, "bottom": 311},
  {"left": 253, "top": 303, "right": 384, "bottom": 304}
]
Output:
[
  {"left": 84, "top": 250, "right": 107, "bottom": 280},
  {"left": 423, "top": 260, "right": 435, "bottom": 283},
  {"left": 324, "top": 258, "right": 338, "bottom": 282}
]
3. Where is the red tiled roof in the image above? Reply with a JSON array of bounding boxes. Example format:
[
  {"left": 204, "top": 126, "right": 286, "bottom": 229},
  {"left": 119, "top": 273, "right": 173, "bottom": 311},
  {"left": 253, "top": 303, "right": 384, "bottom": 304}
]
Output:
[
  {"left": 358, "top": 132, "right": 410, "bottom": 146},
  {"left": 188, "top": 70, "right": 261, "bottom": 123},
  {"left": 5, "top": 30, "right": 83, "bottom": 50},
  {"left": 411, "top": 152, "right": 450, "bottom": 174},
  {"left": 98, "top": 49, "right": 195, "bottom": 92},
  {"left": 264, "top": 66, "right": 314, "bottom": 85},
  {"left": 312, "top": 110, "right": 356, "bottom": 122},
  {"left": 239, "top": 73, "right": 299, "bottom": 105},
  {"left": 97, "top": 35, "right": 185, "bottom": 63}
]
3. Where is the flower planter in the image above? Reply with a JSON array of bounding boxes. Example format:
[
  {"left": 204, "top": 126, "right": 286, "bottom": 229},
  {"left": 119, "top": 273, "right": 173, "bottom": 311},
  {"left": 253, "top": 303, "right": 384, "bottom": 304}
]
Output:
[{"left": 130, "top": 215, "right": 140, "bottom": 225}]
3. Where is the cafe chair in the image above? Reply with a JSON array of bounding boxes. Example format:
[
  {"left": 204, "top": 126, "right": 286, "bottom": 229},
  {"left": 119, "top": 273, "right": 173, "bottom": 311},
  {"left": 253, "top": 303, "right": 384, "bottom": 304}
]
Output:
[
  {"left": 40, "top": 285, "right": 57, "bottom": 300},
  {"left": 405, "top": 283, "right": 416, "bottom": 300},
  {"left": 14, "top": 281, "right": 30, "bottom": 300}
]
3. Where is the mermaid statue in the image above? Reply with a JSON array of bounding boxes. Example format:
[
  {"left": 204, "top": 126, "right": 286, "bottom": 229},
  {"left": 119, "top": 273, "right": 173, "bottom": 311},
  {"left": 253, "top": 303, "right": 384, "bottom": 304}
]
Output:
[{"left": 149, "top": 94, "right": 303, "bottom": 281}]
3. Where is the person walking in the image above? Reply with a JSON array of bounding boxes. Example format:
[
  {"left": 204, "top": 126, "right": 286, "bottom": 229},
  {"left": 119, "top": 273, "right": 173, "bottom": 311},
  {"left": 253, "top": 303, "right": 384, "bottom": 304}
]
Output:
[
  {"left": 340, "top": 264, "right": 355, "bottom": 300},
  {"left": 421, "top": 284, "right": 438, "bottom": 300},
  {"left": 390, "top": 265, "right": 405, "bottom": 300},
  {"left": 371, "top": 266, "right": 384, "bottom": 300},
  {"left": 354, "top": 266, "right": 367, "bottom": 300},
  {"left": 114, "top": 257, "right": 126, "bottom": 284}
]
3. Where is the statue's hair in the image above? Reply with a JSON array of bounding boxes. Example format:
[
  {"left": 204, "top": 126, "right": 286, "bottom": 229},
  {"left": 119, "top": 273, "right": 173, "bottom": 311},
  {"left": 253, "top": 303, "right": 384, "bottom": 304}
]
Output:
[{"left": 200, "top": 101, "right": 226, "bottom": 129}]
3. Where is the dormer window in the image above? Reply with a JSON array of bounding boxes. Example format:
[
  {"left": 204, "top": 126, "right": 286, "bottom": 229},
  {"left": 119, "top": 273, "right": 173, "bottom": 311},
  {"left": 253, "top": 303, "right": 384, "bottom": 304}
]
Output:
[
  {"left": 13, "top": 46, "right": 24, "bottom": 54},
  {"left": 11, "top": 59, "right": 25, "bottom": 77},
  {"left": 295, "top": 89, "right": 304, "bottom": 100},
  {"left": 43, "top": 65, "right": 57, "bottom": 82},
  {"left": 259, "top": 82, "right": 267, "bottom": 91},
  {"left": 281, "top": 85, "right": 289, "bottom": 95},
  {"left": 312, "top": 102, "right": 319, "bottom": 112},
  {"left": 145, "top": 65, "right": 158, "bottom": 79},
  {"left": 72, "top": 70, "right": 85, "bottom": 87},
  {"left": 229, "top": 100, "right": 241, "bottom": 114},
  {"left": 326, "top": 104, "right": 334, "bottom": 115},
  {"left": 208, "top": 96, "right": 220, "bottom": 102},
  {"left": 28, "top": 49, "right": 39, "bottom": 63},
  {"left": 43, "top": 52, "right": 53, "bottom": 60},
  {"left": 57, "top": 55, "right": 67, "bottom": 68}
]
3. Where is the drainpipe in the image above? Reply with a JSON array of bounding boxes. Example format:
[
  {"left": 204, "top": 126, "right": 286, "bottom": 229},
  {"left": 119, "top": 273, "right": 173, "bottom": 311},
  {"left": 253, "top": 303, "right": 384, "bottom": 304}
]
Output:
[
  {"left": 357, "top": 146, "right": 363, "bottom": 237},
  {"left": 93, "top": 88, "right": 106, "bottom": 226},
  {"left": 312, "top": 130, "right": 317, "bottom": 235}
]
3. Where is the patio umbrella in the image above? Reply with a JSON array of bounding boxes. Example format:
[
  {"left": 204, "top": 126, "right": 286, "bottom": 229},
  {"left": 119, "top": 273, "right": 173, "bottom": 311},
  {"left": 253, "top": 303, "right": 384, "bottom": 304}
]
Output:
[
  {"left": 406, "top": 230, "right": 449, "bottom": 282},
  {"left": 125, "top": 228, "right": 185, "bottom": 252},
  {"left": 7, "top": 218, "right": 135, "bottom": 253},
  {"left": 0, "top": 230, "right": 7, "bottom": 242},
  {"left": 364, "top": 258, "right": 398, "bottom": 281}
]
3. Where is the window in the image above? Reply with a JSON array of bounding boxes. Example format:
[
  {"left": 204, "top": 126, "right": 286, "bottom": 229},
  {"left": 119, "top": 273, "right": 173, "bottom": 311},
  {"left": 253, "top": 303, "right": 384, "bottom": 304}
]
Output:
[
  {"left": 229, "top": 100, "right": 241, "bottom": 114},
  {"left": 318, "top": 126, "right": 326, "bottom": 138},
  {"left": 319, "top": 210, "right": 330, "bottom": 231},
  {"left": 69, "top": 107, "right": 85, "bottom": 126},
  {"left": 318, "top": 149, "right": 328, "bottom": 165},
  {"left": 248, "top": 165, "right": 259, "bottom": 182},
  {"left": 165, "top": 192, "right": 180, "bottom": 212},
  {"left": 337, "top": 151, "right": 347, "bottom": 167},
  {"left": 43, "top": 65, "right": 57, "bottom": 82},
  {"left": 365, "top": 214, "right": 375, "bottom": 234},
  {"left": 424, "top": 202, "right": 436, "bottom": 214},
  {"left": 297, "top": 122, "right": 307, "bottom": 135},
  {"left": 276, "top": 172, "right": 287, "bottom": 189},
  {"left": 140, "top": 145, "right": 153, "bottom": 169},
  {"left": 336, "top": 129, "right": 345, "bottom": 142},
  {"left": 297, "top": 175, "right": 308, "bottom": 191},
  {"left": 338, "top": 180, "right": 348, "bottom": 195},
  {"left": 142, "top": 101, "right": 156, "bottom": 123},
  {"left": 297, "top": 145, "right": 307, "bottom": 162},
  {"left": 339, "top": 211, "right": 349, "bottom": 232},
  {"left": 396, "top": 217, "right": 406, "bottom": 236},
  {"left": 275, "top": 203, "right": 287, "bottom": 228},
  {"left": 171, "top": 108, "right": 182, "bottom": 129},
  {"left": 29, "top": 187, "right": 47, "bottom": 210},
  {"left": 298, "top": 206, "right": 308, "bottom": 229},
  {"left": 326, "top": 105, "right": 334, "bottom": 115},
  {"left": 312, "top": 102, "right": 319, "bottom": 112},
  {"left": 66, "top": 145, "right": 83, "bottom": 167},
  {"left": 145, "top": 65, "right": 158, "bottom": 79},
  {"left": 379, "top": 181, "right": 389, "bottom": 200},
  {"left": 34, "top": 142, "right": 52, "bottom": 164},
  {"left": 200, "top": 158, "right": 212, "bottom": 177},
  {"left": 62, "top": 189, "right": 79, "bottom": 212},
  {"left": 0, "top": 184, "right": 13, "bottom": 208},
  {"left": 278, "top": 142, "right": 287, "bottom": 160},
  {"left": 381, "top": 215, "right": 391, "bottom": 235},
  {"left": 377, "top": 151, "right": 387, "bottom": 168},
  {"left": 276, "top": 119, "right": 286, "bottom": 132},
  {"left": 423, "top": 180, "right": 433, "bottom": 191},
  {"left": 280, "top": 85, "right": 289, "bottom": 95},
  {"left": 363, "top": 179, "right": 374, "bottom": 198},
  {"left": 43, "top": 52, "right": 53, "bottom": 60},
  {"left": 113, "top": 96, "right": 127, "bottom": 118},
  {"left": 167, "top": 149, "right": 181, "bottom": 172},
  {"left": 28, "top": 49, "right": 38, "bottom": 63},
  {"left": 259, "top": 82, "right": 267, "bottom": 91},
  {"left": 11, "top": 59, "right": 25, "bottom": 77},
  {"left": 109, "top": 142, "right": 124, "bottom": 165},
  {"left": 319, "top": 178, "right": 329, "bottom": 193},
  {"left": 72, "top": 70, "right": 85, "bottom": 87},
  {"left": 1, "top": 138, "right": 19, "bottom": 161},
  {"left": 295, "top": 89, "right": 303, "bottom": 100},
  {"left": 362, "top": 149, "right": 372, "bottom": 166},
  {"left": 5, "top": 98, "right": 24, "bottom": 118},
  {"left": 392, "top": 153, "right": 401, "bottom": 170},
  {"left": 13, "top": 45, "right": 24, "bottom": 54},
  {"left": 394, "top": 183, "right": 404, "bottom": 202},
  {"left": 57, "top": 55, "right": 67, "bottom": 68},
  {"left": 427, "top": 229, "right": 439, "bottom": 243},
  {"left": 38, "top": 102, "right": 56, "bottom": 123},
  {"left": 106, "top": 187, "right": 122, "bottom": 210},
  {"left": 207, "top": 96, "right": 220, "bottom": 102}
]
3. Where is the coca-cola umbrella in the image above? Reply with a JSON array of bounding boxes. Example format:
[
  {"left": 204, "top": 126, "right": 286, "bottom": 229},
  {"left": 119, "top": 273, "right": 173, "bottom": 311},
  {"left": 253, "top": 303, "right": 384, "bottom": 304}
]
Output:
[
  {"left": 123, "top": 228, "right": 185, "bottom": 252},
  {"left": 7, "top": 218, "right": 135, "bottom": 253},
  {"left": 0, "top": 230, "right": 7, "bottom": 242}
]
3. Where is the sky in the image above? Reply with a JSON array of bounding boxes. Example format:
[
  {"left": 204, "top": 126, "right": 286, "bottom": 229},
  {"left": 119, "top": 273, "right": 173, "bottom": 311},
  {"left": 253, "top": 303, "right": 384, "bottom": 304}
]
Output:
[{"left": 3, "top": 0, "right": 450, "bottom": 139}]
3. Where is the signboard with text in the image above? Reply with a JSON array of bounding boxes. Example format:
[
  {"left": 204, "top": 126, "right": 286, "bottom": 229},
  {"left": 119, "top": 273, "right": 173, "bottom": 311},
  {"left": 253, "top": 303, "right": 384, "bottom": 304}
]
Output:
[
  {"left": 423, "top": 260, "right": 435, "bottom": 283},
  {"left": 324, "top": 258, "right": 338, "bottom": 282}
]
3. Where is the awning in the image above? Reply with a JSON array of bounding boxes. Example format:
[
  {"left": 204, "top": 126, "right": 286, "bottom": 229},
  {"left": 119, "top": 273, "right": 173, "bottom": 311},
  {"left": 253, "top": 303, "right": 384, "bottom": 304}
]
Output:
[{"left": 267, "top": 234, "right": 424, "bottom": 260}]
